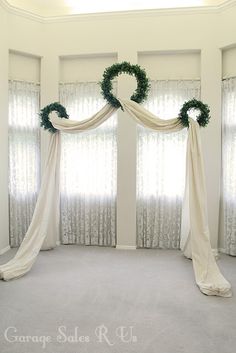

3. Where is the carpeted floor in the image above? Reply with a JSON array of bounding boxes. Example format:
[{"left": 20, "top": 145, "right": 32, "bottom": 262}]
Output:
[{"left": 0, "top": 246, "right": 235, "bottom": 353}]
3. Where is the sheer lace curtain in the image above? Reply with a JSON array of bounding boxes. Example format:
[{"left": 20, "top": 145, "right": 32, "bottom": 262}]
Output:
[
  {"left": 9, "top": 80, "right": 40, "bottom": 247},
  {"left": 222, "top": 78, "right": 236, "bottom": 255},
  {"left": 137, "top": 80, "right": 200, "bottom": 249},
  {"left": 59, "top": 82, "right": 117, "bottom": 246}
]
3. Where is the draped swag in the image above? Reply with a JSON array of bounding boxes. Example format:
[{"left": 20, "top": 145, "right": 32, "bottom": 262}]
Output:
[
  {"left": 137, "top": 80, "right": 200, "bottom": 249},
  {"left": 8, "top": 80, "right": 40, "bottom": 247},
  {"left": 0, "top": 98, "right": 232, "bottom": 298},
  {"left": 222, "top": 78, "right": 236, "bottom": 255},
  {"left": 59, "top": 82, "right": 117, "bottom": 246}
]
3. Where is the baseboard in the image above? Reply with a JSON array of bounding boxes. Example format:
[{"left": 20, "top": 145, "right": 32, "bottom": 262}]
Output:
[
  {"left": 212, "top": 248, "right": 218, "bottom": 256},
  {"left": 218, "top": 247, "right": 227, "bottom": 254},
  {"left": 0, "top": 245, "right": 10, "bottom": 255},
  {"left": 116, "top": 245, "right": 137, "bottom": 250},
  {"left": 54, "top": 243, "right": 226, "bottom": 255},
  {"left": 212, "top": 248, "right": 219, "bottom": 259}
]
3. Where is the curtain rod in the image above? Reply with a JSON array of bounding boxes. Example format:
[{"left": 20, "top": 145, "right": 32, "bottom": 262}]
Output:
[
  {"left": 150, "top": 78, "right": 200, "bottom": 81},
  {"left": 59, "top": 78, "right": 200, "bottom": 85},
  {"left": 9, "top": 78, "right": 40, "bottom": 85},
  {"left": 59, "top": 80, "right": 117, "bottom": 85},
  {"left": 222, "top": 75, "right": 236, "bottom": 81},
  {"left": 8, "top": 78, "right": 201, "bottom": 85},
  {"left": 60, "top": 81, "right": 99, "bottom": 85}
]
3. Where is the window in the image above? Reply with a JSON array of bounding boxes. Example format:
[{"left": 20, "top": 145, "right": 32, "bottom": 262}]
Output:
[
  {"left": 137, "top": 80, "right": 200, "bottom": 248},
  {"left": 9, "top": 80, "right": 40, "bottom": 247},
  {"left": 222, "top": 77, "right": 236, "bottom": 255},
  {"left": 59, "top": 82, "right": 117, "bottom": 246}
]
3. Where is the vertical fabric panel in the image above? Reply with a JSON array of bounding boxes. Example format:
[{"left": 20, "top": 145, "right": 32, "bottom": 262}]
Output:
[
  {"left": 137, "top": 80, "right": 200, "bottom": 249},
  {"left": 59, "top": 82, "right": 117, "bottom": 246},
  {"left": 9, "top": 81, "right": 40, "bottom": 247},
  {"left": 222, "top": 78, "right": 236, "bottom": 255}
]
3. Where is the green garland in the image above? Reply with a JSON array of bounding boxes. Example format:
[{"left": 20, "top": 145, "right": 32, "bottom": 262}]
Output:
[
  {"left": 100, "top": 61, "right": 150, "bottom": 108},
  {"left": 178, "top": 98, "right": 210, "bottom": 128},
  {"left": 39, "top": 102, "right": 69, "bottom": 133}
]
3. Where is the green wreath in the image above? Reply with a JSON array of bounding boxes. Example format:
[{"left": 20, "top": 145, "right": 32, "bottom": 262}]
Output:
[
  {"left": 100, "top": 61, "right": 150, "bottom": 108},
  {"left": 39, "top": 102, "right": 69, "bottom": 133},
  {"left": 178, "top": 98, "right": 210, "bottom": 128}
]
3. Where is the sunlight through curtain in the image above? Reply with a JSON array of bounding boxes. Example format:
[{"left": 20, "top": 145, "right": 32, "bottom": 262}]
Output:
[
  {"left": 137, "top": 80, "right": 200, "bottom": 248},
  {"left": 222, "top": 78, "right": 236, "bottom": 256},
  {"left": 59, "top": 82, "right": 117, "bottom": 246},
  {"left": 9, "top": 80, "right": 40, "bottom": 247}
]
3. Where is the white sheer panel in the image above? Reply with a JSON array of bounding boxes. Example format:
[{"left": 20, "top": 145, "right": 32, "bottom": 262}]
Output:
[
  {"left": 222, "top": 78, "right": 236, "bottom": 255},
  {"left": 59, "top": 82, "right": 117, "bottom": 246},
  {"left": 9, "top": 81, "right": 40, "bottom": 247},
  {"left": 137, "top": 80, "right": 200, "bottom": 248}
]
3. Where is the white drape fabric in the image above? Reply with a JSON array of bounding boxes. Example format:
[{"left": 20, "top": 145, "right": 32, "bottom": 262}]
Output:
[
  {"left": 0, "top": 133, "right": 61, "bottom": 279},
  {"left": 137, "top": 80, "right": 200, "bottom": 249},
  {"left": 8, "top": 81, "right": 40, "bottom": 247},
  {"left": 0, "top": 99, "right": 232, "bottom": 297},
  {"left": 59, "top": 83, "right": 117, "bottom": 246},
  {"left": 181, "top": 121, "right": 231, "bottom": 296},
  {"left": 222, "top": 78, "right": 236, "bottom": 256}
]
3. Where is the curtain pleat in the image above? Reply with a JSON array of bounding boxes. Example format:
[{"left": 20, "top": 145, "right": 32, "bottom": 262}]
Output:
[
  {"left": 137, "top": 80, "right": 200, "bottom": 248},
  {"left": 8, "top": 81, "right": 40, "bottom": 247},
  {"left": 59, "top": 82, "right": 117, "bottom": 246},
  {"left": 222, "top": 78, "right": 236, "bottom": 255}
]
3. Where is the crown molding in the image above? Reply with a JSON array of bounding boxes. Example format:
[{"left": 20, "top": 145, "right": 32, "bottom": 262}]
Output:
[
  {"left": 0, "top": 0, "right": 236, "bottom": 23},
  {"left": 0, "top": 0, "right": 44, "bottom": 22}
]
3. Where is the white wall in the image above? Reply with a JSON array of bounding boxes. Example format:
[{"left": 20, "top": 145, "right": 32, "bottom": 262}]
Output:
[
  {"left": 138, "top": 51, "right": 201, "bottom": 80},
  {"left": 1, "top": 3, "right": 236, "bottom": 252},
  {"left": 222, "top": 47, "right": 236, "bottom": 78},
  {"left": 60, "top": 54, "right": 117, "bottom": 82},
  {"left": 9, "top": 51, "right": 41, "bottom": 82}
]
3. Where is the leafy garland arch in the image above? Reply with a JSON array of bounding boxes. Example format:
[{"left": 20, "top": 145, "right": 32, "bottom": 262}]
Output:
[{"left": 40, "top": 62, "right": 210, "bottom": 132}]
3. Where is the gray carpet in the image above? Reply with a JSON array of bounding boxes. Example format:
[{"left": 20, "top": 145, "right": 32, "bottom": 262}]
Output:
[{"left": 0, "top": 246, "right": 235, "bottom": 353}]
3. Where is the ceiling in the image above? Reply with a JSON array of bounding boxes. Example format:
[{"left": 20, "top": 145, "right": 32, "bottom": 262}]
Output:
[{"left": 4, "top": 0, "right": 232, "bottom": 17}]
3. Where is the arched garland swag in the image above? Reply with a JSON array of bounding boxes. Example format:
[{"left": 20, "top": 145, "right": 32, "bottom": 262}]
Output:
[{"left": 40, "top": 62, "right": 210, "bottom": 132}]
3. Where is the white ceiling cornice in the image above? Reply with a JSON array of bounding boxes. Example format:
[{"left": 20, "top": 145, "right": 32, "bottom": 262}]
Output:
[
  {"left": 0, "top": 0, "right": 235, "bottom": 23},
  {"left": 0, "top": 0, "right": 44, "bottom": 22}
]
